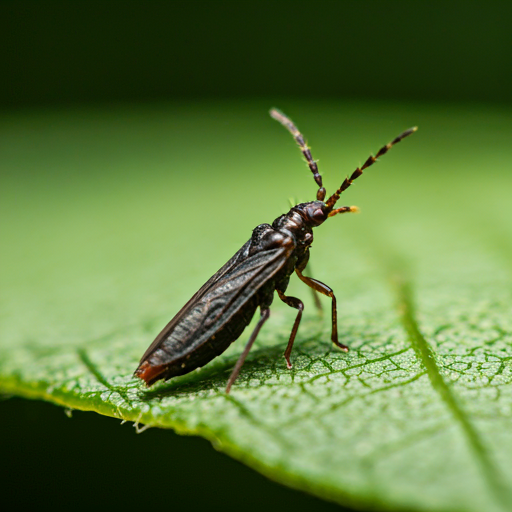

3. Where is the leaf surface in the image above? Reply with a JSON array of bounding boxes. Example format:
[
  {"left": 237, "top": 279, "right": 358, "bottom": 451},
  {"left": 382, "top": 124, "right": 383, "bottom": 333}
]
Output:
[{"left": 1, "top": 103, "right": 511, "bottom": 512}]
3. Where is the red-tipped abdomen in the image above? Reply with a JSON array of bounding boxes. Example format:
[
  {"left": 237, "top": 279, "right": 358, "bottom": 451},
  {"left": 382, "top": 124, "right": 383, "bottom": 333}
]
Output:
[{"left": 135, "top": 361, "right": 167, "bottom": 387}]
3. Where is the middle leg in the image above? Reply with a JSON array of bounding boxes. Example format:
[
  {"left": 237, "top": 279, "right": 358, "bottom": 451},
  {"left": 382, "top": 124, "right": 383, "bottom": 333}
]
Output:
[{"left": 296, "top": 269, "right": 349, "bottom": 352}]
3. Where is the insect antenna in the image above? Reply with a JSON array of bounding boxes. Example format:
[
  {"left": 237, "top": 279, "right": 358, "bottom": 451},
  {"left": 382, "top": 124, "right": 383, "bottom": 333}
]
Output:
[
  {"left": 325, "top": 126, "right": 417, "bottom": 211},
  {"left": 270, "top": 109, "right": 326, "bottom": 201}
]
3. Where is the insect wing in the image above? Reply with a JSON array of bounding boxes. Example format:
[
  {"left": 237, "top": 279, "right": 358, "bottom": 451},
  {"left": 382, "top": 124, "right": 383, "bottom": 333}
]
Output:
[
  {"left": 138, "top": 243, "right": 293, "bottom": 366},
  {"left": 138, "top": 240, "right": 252, "bottom": 363}
]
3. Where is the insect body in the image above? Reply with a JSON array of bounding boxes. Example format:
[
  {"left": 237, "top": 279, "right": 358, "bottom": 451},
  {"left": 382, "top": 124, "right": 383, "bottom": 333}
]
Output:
[{"left": 136, "top": 110, "right": 417, "bottom": 393}]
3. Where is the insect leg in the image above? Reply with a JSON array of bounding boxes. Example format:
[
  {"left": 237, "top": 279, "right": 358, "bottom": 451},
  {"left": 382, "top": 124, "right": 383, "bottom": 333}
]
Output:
[
  {"left": 295, "top": 269, "right": 349, "bottom": 352},
  {"left": 277, "top": 290, "right": 304, "bottom": 369},
  {"left": 225, "top": 307, "right": 270, "bottom": 394}
]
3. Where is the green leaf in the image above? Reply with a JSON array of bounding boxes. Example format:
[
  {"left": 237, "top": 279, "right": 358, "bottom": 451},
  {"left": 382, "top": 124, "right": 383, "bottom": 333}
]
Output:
[{"left": 1, "top": 103, "right": 511, "bottom": 512}]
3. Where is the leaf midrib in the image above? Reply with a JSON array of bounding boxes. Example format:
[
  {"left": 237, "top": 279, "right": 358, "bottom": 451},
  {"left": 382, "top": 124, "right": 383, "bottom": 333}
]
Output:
[{"left": 396, "top": 278, "right": 512, "bottom": 510}]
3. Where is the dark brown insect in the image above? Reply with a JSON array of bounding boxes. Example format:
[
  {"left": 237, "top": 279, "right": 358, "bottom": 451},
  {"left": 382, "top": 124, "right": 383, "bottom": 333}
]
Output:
[{"left": 136, "top": 110, "right": 417, "bottom": 393}]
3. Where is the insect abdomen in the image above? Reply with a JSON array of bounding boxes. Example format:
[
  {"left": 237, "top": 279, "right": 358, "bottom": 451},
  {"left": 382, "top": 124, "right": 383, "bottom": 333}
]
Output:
[{"left": 137, "top": 297, "right": 258, "bottom": 386}]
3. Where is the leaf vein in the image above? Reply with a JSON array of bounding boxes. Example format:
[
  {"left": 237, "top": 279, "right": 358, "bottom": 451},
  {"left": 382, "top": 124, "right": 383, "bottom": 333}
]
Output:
[{"left": 396, "top": 279, "right": 512, "bottom": 510}]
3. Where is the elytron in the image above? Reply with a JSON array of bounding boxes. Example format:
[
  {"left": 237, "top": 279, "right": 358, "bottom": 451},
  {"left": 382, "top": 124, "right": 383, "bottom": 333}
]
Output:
[{"left": 136, "top": 109, "right": 416, "bottom": 392}]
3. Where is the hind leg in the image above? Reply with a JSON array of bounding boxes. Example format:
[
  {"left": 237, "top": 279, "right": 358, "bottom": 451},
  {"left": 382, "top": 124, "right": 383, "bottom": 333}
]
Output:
[{"left": 225, "top": 307, "right": 270, "bottom": 393}]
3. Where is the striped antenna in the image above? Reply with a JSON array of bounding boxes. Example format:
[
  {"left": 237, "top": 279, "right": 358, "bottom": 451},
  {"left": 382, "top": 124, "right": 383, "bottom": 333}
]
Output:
[
  {"left": 325, "top": 127, "right": 417, "bottom": 210},
  {"left": 270, "top": 109, "right": 326, "bottom": 201}
]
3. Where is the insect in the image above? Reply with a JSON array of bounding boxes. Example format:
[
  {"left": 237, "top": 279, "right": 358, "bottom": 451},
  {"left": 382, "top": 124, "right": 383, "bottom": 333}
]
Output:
[{"left": 135, "top": 109, "right": 417, "bottom": 393}]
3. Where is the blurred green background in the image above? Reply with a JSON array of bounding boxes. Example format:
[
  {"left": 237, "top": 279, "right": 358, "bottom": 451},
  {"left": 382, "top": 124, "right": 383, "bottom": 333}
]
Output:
[{"left": 1, "top": 2, "right": 511, "bottom": 511}]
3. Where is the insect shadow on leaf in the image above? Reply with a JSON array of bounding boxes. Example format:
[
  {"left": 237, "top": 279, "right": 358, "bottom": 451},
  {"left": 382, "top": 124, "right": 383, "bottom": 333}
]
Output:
[
  {"left": 135, "top": 109, "right": 417, "bottom": 393},
  {"left": 138, "top": 331, "right": 327, "bottom": 400}
]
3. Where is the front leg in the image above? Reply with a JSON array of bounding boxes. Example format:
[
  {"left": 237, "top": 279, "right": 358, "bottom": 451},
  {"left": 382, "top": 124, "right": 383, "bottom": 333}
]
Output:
[{"left": 295, "top": 269, "right": 349, "bottom": 352}]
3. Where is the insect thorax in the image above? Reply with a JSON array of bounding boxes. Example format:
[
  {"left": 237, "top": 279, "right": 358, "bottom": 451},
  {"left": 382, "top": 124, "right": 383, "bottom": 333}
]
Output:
[{"left": 271, "top": 205, "right": 315, "bottom": 248}]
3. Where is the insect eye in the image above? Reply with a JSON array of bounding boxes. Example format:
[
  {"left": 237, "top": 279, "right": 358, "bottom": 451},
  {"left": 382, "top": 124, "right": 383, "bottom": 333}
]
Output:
[{"left": 311, "top": 208, "right": 326, "bottom": 223}]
